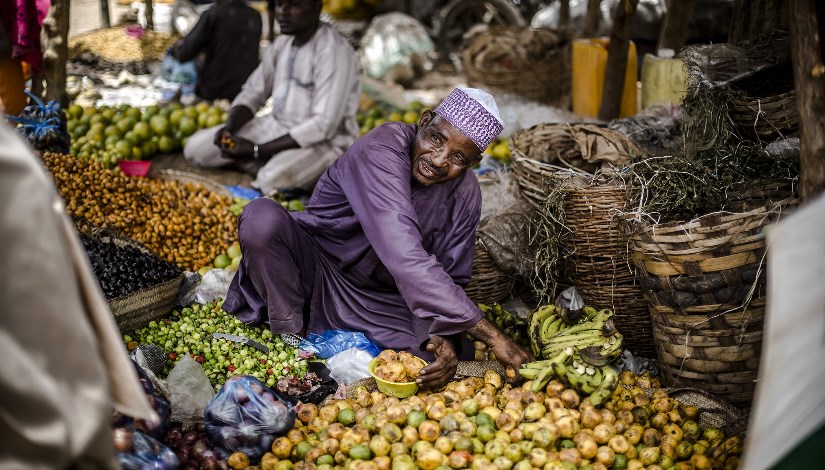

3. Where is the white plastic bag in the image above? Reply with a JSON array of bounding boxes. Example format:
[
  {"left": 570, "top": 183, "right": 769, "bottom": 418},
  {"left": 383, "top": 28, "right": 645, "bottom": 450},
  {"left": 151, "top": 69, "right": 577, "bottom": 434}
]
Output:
[
  {"left": 326, "top": 347, "right": 374, "bottom": 385},
  {"left": 181, "top": 268, "right": 237, "bottom": 305},
  {"left": 168, "top": 355, "right": 216, "bottom": 423}
]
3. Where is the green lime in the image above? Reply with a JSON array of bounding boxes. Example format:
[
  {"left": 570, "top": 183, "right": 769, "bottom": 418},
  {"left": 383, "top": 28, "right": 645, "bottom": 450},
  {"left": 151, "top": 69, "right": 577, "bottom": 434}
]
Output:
[
  {"left": 213, "top": 254, "right": 232, "bottom": 269},
  {"left": 338, "top": 408, "right": 356, "bottom": 426},
  {"left": 349, "top": 444, "right": 371, "bottom": 461}
]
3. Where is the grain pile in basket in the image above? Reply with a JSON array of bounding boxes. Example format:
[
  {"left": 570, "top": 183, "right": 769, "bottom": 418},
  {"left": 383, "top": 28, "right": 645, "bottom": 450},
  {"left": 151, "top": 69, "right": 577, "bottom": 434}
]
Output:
[{"left": 68, "top": 27, "right": 178, "bottom": 63}]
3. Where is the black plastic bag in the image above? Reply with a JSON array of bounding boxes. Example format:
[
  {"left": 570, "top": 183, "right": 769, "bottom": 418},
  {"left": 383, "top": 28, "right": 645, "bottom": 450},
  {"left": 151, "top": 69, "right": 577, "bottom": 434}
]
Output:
[{"left": 204, "top": 376, "right": 295, "bottom": 461}]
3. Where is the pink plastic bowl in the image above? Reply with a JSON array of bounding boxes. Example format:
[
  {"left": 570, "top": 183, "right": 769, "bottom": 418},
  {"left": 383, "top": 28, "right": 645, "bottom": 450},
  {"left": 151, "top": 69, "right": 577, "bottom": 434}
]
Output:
[{"left": 119, "top": 160, "right": 152, "bottom": 177}]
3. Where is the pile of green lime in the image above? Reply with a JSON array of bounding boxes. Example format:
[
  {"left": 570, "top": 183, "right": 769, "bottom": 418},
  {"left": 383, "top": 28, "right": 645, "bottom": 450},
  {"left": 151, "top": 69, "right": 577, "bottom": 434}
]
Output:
[
  {"left": 66, "top": 102, "right": 228, "bottom": 167},
  {"left": 356, "top": 101, "right": 427, "bottom": 136}
]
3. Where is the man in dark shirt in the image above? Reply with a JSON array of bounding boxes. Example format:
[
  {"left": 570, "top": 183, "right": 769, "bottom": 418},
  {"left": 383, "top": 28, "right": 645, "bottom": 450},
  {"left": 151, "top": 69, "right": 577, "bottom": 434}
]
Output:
[{"left": 170, "top": 0, "right": 263, "bottom": 102}]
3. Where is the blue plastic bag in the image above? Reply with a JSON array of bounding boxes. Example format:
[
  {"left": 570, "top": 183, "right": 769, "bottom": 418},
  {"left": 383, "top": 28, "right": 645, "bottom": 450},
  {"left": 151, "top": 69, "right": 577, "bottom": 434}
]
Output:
[
  {"left": 161, "top": 51, "right": 198, "bottom": 85},
  {"left": 299, "top": 330, "right": 382, "bottom": 359}
]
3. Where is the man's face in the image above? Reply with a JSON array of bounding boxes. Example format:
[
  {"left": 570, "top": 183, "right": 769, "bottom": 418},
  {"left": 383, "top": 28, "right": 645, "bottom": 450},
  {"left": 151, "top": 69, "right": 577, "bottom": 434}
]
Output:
[
  {"left": 410, "top": 111, "right": 483, "bottom": 186},
  {"left": 274, "top": 0, "right": 321, "bottom": 36}
]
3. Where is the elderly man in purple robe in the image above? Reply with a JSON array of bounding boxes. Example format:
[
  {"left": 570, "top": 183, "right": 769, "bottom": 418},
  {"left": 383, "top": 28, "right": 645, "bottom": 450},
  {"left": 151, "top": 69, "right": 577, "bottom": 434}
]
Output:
[{"left": 224, "top": 87, "right": 534, "bottom": 388}]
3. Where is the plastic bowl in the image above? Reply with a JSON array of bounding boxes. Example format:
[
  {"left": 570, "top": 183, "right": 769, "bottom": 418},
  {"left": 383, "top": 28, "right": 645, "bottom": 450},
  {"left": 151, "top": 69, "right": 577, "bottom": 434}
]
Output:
[
  {"left": 369, "top": 356, "right": 427, "bottom": 398},
  {"left": 119, "top": 160, "right": 151, "bottom": 177}
]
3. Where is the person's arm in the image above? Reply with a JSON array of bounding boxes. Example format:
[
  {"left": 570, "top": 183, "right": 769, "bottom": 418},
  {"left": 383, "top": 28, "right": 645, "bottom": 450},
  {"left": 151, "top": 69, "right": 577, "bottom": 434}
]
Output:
[
  {"left": 216, "top": 44, "right": 280, "bottom": 156},
  {"left": 286, "top": 35, "right": 359, "bottom": 149},
  {"left": 171, "top": 9, "right": 211, "bottom": 63},
  {"left": 342, "top": 133, "right": 482, "bottom": 386}
]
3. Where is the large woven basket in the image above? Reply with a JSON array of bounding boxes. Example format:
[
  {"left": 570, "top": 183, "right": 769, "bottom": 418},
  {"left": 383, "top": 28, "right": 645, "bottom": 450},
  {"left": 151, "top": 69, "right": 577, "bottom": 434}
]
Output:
[
  {"left": 462, "top": 27, "right": 571, "bottom": 106},
  {"left": 624, "top": 196, "right": 797, "bottom": 403},
  {"left": 729, "top": 90, "right": 798, "bottom": 140},
  {"left": 465, "top": 239, "right": 512, "bottom": 305},
  {"left": 564, "top": 182, "right": 654, "bottom": 357},
  {"left": 149, "top": 169, "right": 233, "bottom": 199},
  {"left": 75, "top": 221, "right": 184, "bottom": 332},
  {"left": 510, "top": 123, "right": 639, "bottom": 208}
]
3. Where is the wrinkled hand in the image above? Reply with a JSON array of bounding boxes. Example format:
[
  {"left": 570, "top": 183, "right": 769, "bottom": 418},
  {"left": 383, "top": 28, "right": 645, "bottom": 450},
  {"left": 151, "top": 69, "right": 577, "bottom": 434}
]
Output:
[
  {"left": 417, "top": 336, "right": 458, "bottom": 389},
  {"left": 490, "top": 337, "right": 534, "bottom": 383}
]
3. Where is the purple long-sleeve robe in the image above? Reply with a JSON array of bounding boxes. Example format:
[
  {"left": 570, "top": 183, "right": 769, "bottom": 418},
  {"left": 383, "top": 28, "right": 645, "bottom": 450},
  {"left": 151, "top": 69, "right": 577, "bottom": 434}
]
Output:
[{"left": 226, "top": 122, "right": 483, "bottom": 356}]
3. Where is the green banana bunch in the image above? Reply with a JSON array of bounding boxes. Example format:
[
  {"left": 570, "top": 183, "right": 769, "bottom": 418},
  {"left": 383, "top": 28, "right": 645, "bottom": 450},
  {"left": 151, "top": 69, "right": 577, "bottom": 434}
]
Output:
[
  {"left": 480, "top": 303, "right": 530, "bottom": 349},
  {"left": 589, "top": 366, "right": 619, "bottom": 406}
]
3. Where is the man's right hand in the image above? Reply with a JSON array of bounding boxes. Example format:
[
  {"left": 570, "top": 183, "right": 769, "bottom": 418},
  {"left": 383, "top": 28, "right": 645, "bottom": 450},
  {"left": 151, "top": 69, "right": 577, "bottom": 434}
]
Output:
[{"left": 417, "top": 336, "right": 458, "bottom": 389}]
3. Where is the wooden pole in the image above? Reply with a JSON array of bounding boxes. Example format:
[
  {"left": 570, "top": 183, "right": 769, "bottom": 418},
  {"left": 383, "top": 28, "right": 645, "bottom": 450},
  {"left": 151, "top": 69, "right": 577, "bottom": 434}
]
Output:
[
  {"left": 598, "top": 0, "right": 638, "bottom": 121},
  {"left": 583, "top": 0, "right": 601, "bottom": 38},
  {"left": 657, "top": 0, "right": 694, "bottom": 53},
  {"left": 145, "top": 0, "right": 154, "bottom": 30},
  {"left": 41, "top": 0, "right": 70, "bottom": 106},
  {"left": 790, "top": 0, "right": 825, "bottom": 200},
  {"left": 99, "top": 0, "right": 110, "bottom": 28},
  {"left": 560, "top": 0, "right": 571, "bottom": 29}
]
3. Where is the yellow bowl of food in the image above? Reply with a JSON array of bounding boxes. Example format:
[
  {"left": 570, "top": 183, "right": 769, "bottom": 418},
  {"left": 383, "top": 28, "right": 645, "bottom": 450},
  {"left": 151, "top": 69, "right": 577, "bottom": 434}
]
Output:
[{"left": 369, "top": 350, "right": 427, "bottom": 398}]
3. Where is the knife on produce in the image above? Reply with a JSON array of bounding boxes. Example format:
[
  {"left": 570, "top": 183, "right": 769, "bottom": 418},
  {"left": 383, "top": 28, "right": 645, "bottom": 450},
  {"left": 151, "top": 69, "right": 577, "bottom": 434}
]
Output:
[{"left": 212, "top": 332, "right": 270, "bottom": 354}]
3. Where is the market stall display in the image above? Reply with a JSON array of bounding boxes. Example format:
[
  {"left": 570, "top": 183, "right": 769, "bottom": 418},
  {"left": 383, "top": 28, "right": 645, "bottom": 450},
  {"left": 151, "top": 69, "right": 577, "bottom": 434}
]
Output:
[
  {"left": 66, "top": 102, "right": 228, "bottom": 167},
  {"left": 68, "top": 26, "right": 178, "bottom": 63},
  {"left": 215, "top": 367, "right": 744, "bottom": 469},
  {"left": 77, "top": 227, "right": 186, "bottom": 331},
  {"left": 41, "top": 152, "right": 236, "bottom": 271},
  {"left": 123, "top": 300, "right": 311, "bottom": 388}
]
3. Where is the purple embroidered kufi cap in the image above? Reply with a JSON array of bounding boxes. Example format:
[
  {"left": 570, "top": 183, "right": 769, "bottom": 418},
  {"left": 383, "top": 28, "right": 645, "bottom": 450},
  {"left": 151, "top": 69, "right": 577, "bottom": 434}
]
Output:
[{"left": 434, "top": 87, "right": 504, "bottom": 152}]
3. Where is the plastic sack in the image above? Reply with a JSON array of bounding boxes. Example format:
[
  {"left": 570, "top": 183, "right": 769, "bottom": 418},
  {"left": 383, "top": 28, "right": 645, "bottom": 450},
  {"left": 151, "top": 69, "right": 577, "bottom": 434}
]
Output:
[
  {"left": 204, "top": 376, "right": 295, "bottom": 461},
  {"left": 180, "top": 268, "right": 236, "bottom": 305},
  {"left": 299, "top": 330, "right": 382, "bottom": 359},
  {"left": 555, "top": 286, "right": 584, "bottom": 311},
  {"left": 8, "top": 90, "right": 71, "bottom": 153},
  {"left": 168, "top": 355, "right": 216, "bottom": 424},
  {"left": 359, "top": 13, "right": 434, "bottom": 83},
  {"left": 160, "top": 51, "right": 198, "bottom": 85},
  {"left": 326, "top": 347, "right": 374, "bottom": 385},
  {"left": 116, "top": 429, "right": 180, "bottom": 470}
]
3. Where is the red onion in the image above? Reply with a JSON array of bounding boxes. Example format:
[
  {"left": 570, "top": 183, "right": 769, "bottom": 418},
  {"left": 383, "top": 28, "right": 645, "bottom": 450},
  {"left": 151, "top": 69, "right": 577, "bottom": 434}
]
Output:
[{"left": 112, "top": 427, "right": 134, "bottom": 453}]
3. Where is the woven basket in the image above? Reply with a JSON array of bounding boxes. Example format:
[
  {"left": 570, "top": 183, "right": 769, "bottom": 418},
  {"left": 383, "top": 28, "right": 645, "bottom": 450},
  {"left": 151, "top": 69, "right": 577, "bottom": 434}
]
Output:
[
  {"left": 462, "top": 27, "right": 571, "bottom": 106},
  {"left": 149, "top": 169, "right": 233, "bottom": 199},
  {"left": 510, "top": 123, "right": 639, "bottom": 208},
  {"left": 624, "top": 196, "right": 797, "bottom": 403},
  {"left": 75, "top": 221, "right": 184, "bottom": 332},
  {"left": 564, "top": 182, "right": 654, "bottom": 357},
  {"left": 464, "top": 239, "right": 512, "bottom": 305},
  {"left": 729, "top": 90, "right": 798, "bottom": 140}
]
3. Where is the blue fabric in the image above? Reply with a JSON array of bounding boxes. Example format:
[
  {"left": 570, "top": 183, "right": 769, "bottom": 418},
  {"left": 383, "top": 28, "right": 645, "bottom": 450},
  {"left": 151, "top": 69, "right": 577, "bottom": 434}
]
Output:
[{"left": 227, "top": 185, "right": 263, "bottom": 200}]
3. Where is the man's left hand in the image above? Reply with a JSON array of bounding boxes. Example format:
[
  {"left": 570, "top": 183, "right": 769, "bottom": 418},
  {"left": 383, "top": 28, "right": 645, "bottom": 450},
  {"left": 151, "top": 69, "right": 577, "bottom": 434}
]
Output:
[
  {"left": 219, "top": 134, "right": 255, "bottom": 160},
  {"left": 490, "top": 337, "right": 534, "bottom": 383},
  {"left": 417, "top": 336, "right": 458, "bottom": 389}
]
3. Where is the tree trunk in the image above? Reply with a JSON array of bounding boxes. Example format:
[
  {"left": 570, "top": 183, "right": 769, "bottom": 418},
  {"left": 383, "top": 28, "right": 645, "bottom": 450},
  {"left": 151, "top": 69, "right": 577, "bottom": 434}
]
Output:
[
  {"left": 790, "top": 0, "right": 825, "bottom": 200},
  {"left": 99, "top": 0, "right": 110, "bottom": 28},
  {"left": 41, "top": 0, "right": 70, "bottom": 106},
  {"left": 560, "top": 0, "right": 571, "bottom": 28},
  {"left": 598, "top": 0, "right": 638, "bottom": 121},
  {"left": 583, "top": 0, "right": 601, "bottom": 37},
  {"left": 145, "top": 0, "right": 154, "bottom": 30},
  {"left": 657, "top": 0, "right": 694, "bottom": 53},
  {"left": 729, "top": 0, "right": 789, "bottom": 43}
]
